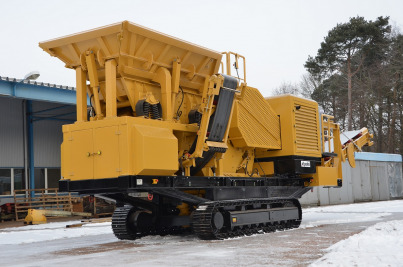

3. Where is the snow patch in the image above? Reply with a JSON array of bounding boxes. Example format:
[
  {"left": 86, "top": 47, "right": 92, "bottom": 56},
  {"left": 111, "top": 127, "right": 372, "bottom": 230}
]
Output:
[
  {"left": 0, "top": 221, "right": 112, "bottom": 245},
  {"left": 301, "top": 200, "right": 403, "bottom": 228},
  {"left": 310, "top": 220, "right": 403, "bottom": 267}
]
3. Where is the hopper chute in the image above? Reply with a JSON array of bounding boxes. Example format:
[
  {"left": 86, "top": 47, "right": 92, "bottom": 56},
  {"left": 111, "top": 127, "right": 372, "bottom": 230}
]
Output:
[{"left": 39, "top": 21, "right": 222, "bottom": 120}]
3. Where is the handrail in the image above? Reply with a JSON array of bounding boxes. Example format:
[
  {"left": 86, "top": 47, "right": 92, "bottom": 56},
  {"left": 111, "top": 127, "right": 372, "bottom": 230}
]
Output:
[{"left": 221, "top": 52, "right": 246, "bottom": 83}]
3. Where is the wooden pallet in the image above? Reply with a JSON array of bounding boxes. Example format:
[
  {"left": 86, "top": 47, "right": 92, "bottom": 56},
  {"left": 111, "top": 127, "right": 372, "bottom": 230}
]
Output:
[
  {"left": 0, "top": 214, "right": 16, "bottom": 222},
  {"left": 13, "top": 188, "right": 79, "bottom": 221}
]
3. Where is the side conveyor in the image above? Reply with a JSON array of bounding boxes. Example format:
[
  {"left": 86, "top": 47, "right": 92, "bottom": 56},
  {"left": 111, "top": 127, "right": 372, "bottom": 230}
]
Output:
[{"left": 190, "top": 75, "right": 237, "bottom": 175}]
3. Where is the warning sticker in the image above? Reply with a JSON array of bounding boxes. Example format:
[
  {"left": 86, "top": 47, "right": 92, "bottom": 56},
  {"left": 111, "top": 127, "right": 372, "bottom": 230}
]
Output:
[{"left": 301, "top": 161, "right": 311, "bottom": 167}]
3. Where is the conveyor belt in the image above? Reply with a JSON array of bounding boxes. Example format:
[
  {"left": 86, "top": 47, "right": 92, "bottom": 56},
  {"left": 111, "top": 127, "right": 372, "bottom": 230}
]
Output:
[{"left": 190, "top": 75, "right": 237, "bottom": 175}]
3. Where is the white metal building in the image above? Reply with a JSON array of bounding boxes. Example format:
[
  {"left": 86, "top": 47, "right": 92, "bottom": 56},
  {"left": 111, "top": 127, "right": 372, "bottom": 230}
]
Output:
[
  {"left": 0, "top": 76, "right": 77, "bottom": 205},
  {"left": 301, "top": 152, "right": 403, "bottom": 205}
]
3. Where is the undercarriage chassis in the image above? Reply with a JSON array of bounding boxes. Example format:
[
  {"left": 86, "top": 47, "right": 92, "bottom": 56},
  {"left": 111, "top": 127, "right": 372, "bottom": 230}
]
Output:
[{"left": 60, "top": 175, "right": 311, "bottom": 240}]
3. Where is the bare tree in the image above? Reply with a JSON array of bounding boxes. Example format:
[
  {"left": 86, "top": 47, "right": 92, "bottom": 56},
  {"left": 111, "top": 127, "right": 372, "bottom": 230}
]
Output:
[
  {"left": 272, "top": 81, "right": 300, "bottom": 96},
  {"left": 299, "top": 73, "right": 319, "bottom": 99}
]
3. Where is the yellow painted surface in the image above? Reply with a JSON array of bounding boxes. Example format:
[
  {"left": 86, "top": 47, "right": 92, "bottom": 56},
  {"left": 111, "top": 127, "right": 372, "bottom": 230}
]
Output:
[
  {"left": 39, "top": 20, "right": 222, "bottom": 108},
  {"left": 94, "top": 126, "right": 120, "bottom": 179},
  {"left": 229, "top": 86, "right": 281, "bottom": 149},
  {"left": 259, "top": 95, "right": 321, "bottom": 158},
  {"left": 43, "top": 22, "right": 373, "bottom": 186},
  {"left": 62, "top": 117, "right": 180, "bottom": 180},
  {"left": 68, "top": 129, "right": 93, "bottom": 180},
  {"left": 132, "top": 124, "right": 177, "bottom": 175},
  {"left": 24, "top": 209, "right": 47, "bottom": 225},
  {"left": 309, "top": 166, "right": 339, "bottom": 186},
  {"left": 75, "top": 67, "right": 87, "bottom": 122},
  {"left": 221, "top": 141, "right": 245, "bottom": 174},
  {"left": 253, "top": 161, "right": 274, "bottom": 176},
  {"left": 105, "top": 59, "right": 117, "bottom": 118}
]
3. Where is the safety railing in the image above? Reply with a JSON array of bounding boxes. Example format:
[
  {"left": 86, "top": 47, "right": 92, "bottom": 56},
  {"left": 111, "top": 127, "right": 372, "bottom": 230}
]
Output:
[
  {"left": 320, "top": 114, "right": 343, "bottom": 167},
  {"left": 221, "top": 51, "right": 246, "bottom": 83},
  {"left": 321, "top": 114, "right": 335, "bottom": 154}
]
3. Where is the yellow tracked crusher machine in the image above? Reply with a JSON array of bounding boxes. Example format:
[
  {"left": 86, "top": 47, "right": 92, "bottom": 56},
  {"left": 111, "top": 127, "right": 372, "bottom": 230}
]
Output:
[{"left": 39, "top": 21, "right": 373, "bottom": 240}]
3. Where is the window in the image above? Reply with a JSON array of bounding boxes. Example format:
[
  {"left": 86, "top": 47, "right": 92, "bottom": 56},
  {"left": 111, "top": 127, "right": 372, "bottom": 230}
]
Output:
[
  {"left": 0, "top": 168, "right": 61, "bottom": 194},
  {"left": 0, "top": 169, "right": 12, "bottom": 195},
  {"left": 34, "top": 168, "right": 46, "bottom": 189},
  {"left": 34, "top": 168, "right": 61, "bottom": 190},
  {"left": 14, "top": 169, "right": 26, "bottom": 191},
  {"left": 47, "top": 169, "right": 61, "bottom": 189}
]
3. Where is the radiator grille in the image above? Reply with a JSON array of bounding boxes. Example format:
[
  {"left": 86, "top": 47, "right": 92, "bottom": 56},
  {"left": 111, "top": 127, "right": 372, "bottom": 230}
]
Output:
[{"left": 294, "top": 104, "right": 319, "bottom": 152}]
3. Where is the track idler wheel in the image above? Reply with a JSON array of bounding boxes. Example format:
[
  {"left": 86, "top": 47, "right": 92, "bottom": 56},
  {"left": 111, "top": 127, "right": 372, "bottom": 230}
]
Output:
[
  {"left": 283, "top": 200, "right": 302, "bottom": 228},
  {"left": 112, "top": 205, "right": 139, "bottom": 240}
]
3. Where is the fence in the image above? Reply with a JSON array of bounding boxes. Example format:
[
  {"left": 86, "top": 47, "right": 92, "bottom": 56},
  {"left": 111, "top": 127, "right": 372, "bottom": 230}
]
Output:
[{"left": 13, "top": 188, "right": 77, "bottom": 221}]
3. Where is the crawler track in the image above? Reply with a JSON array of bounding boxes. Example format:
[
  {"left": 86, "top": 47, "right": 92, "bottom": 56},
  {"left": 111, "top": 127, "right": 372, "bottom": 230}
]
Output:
[
  {"left": 113, "top": 198, "right": 302, "bottom": 241},
  {"left": 192, "top": 198, "right": 302, "bottom": 240},
  {"left": 111, "top": 205, "right": 143, "bottom": 240},
  {"left": 112, "top": 205, "right": 189, "bottom": 240}
]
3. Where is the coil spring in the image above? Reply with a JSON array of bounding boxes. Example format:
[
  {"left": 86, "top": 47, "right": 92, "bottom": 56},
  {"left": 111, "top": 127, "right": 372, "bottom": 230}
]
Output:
[
  {"left": 151, "top": 104, "right": 161, "bottom": 120},
  {"left": 143, "top": 102, "right": 150, "bottom": 118}
]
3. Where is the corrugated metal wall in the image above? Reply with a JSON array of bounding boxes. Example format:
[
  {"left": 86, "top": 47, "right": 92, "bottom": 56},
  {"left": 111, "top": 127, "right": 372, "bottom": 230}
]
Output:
[
  {"left": 32, "top": 101, "right": 70, "bottom": 167},
  {"left": 388, "top": 162, "right": 403, "bottom": 198},
  {"left": 0, "top": 98, "right": 75, "bottom": 168},
  {"left": 33, "top": 119, "right": 64, "bottom": 167},
  {"left": 300, "top": 156, "right": 403, "bottom": 206},
  {"left": 0, "top": 97, "right": 24, "bottom": 167}
]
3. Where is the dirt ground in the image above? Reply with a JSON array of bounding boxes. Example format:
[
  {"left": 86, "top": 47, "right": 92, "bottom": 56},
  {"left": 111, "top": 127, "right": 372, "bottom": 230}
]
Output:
[{"left": 0, "top": 216, "right": 84, "bottom": 229}]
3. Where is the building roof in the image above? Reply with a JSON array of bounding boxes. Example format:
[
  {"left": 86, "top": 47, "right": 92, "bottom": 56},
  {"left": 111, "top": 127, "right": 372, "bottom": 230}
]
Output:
[
  {"left": 0, "top": 76, "right": 75, "bottom": 91},
  {"left": 355, "top": 152, "right": 402, "bottom": 162},
  {"left": 0, "top": 76, "right": 80, "bottom": 105}
]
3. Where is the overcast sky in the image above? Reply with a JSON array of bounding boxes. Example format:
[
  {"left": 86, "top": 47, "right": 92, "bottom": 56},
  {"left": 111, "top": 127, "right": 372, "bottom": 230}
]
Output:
[{"left": 1, "top": 0, "right": 402, "bottom": 97}]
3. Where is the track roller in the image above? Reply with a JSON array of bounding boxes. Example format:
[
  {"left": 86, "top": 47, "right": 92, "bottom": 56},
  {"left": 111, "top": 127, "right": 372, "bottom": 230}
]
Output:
[{"left": 192, "top": 198, "right": 302, "bottom": 240}]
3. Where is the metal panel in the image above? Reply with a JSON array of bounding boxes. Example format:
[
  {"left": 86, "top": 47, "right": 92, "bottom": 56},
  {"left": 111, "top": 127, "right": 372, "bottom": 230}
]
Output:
[
  {"left": 299, "top": 187, "right": 319, "bottom": 206},
  {"left": 369, "top": 161, "right": 389, "bottom": 201},
  {"left": 378, "top": 165, "right": 390, "bottom": 201},
  {"left": 33, "top": 119, "right": 64, "bottom": 167},
  {"left": 370, "top": 166, "right": 381, "bottom": 201},
  {"left": 39, "top": 21, "right": 223, "bottom": 92},
  {"left": 342, "top": 162, "right": 355, "bottom": 203},
  {"left": 295, "top": 102, "right": 320, "bottom": 153},
  {"left": 230, "top": 86, "right": 281, "bottom": 149},
  {"left": 0, "top": 196, "right": 14, "bottom": 206},
  {"left": 32, "top": 101, "right": 74, "bottom": 168},
  {"left": 350, "top": 161, "right": 363, "bottom": 201},
  {"left": 94, "top": 126, "right": 120, "bottom": 179},
  {"left": 318, "top": 187, "right": 330, "bottom": 206},
  {"left": 360, "top": 160, "right": 373, "bottom": 201},
  {"left": 328, "top": 184, "right": 350, "bottom": 204},
  {"left": 0, "top": 97, "right": 24, "bottom": 167},
  {"left": 388, "top": 162, "right": 403, "bottom": 198},
  {"left": 352, "top": 160, "right": 372, "bottom": 202}
]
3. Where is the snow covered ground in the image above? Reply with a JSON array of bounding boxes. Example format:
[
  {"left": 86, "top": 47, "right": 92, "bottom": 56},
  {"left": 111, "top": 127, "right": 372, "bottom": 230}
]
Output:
[
  {"left": 0, "top": 200, "right": 402, "bottom": 266},
  {"left": 311, "top": 220, "right": 403, "bottom": 267}
]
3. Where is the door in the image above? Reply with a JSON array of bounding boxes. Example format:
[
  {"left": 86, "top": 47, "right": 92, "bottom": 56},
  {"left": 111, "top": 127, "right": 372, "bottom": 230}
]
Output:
[
  {"left": 93, "top": 126, "right": 120, "bottom": 179},
  {"left": 69, "top": 129, "right": 94, "bottom": 180}
]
